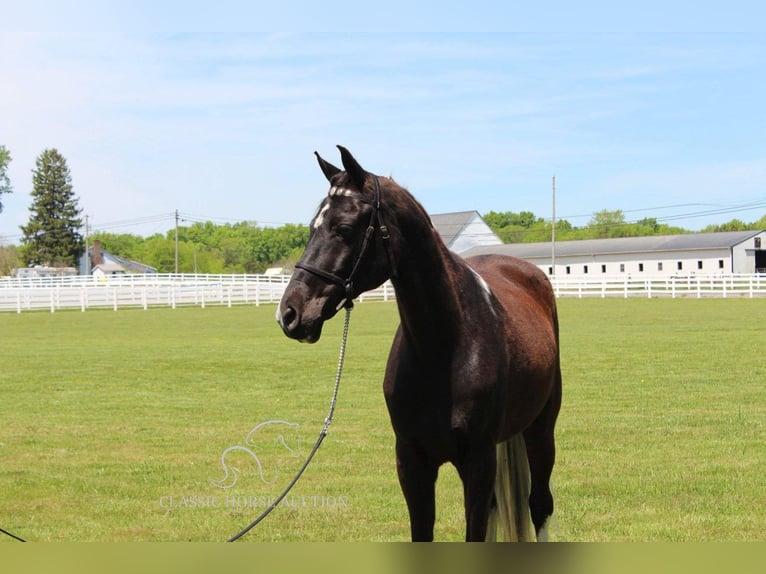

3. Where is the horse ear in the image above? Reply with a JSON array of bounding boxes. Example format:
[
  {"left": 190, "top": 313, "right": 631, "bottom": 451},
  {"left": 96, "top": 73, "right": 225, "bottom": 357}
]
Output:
[
  {"left": 337, "top": 145, "right": 367, "bottom": 190},
  {"left": 314, "top": 151, "right": 341, "bottom": 182}
]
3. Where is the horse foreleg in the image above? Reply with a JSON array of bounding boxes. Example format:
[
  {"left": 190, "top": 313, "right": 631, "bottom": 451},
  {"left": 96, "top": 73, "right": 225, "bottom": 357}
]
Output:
[
  {"left": 456, "top": 443, "right": 497, "bottom": 542},
  {"left": 395, "top": 440, "right": 438, "bottom": 542}
]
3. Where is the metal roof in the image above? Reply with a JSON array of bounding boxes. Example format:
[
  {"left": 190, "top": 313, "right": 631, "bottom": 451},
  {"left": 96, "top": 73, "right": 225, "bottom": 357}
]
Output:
[
  {"left": 463, "top": 230, "right": 763, "bottom": 259},
  {"left": 430, "top": 211, "right": 480, "bottom": 248}
]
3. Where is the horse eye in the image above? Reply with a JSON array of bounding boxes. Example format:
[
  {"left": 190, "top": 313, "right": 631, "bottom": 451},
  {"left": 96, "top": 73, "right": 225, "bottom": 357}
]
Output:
[{"left": 335, "top": 224, "right": 354, "bottom": 239}]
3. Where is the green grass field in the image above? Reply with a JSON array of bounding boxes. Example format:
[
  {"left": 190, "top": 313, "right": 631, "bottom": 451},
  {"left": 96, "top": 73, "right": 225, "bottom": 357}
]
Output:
[{"left": 1, "top": 298, "right": 764, "bottom": 542}]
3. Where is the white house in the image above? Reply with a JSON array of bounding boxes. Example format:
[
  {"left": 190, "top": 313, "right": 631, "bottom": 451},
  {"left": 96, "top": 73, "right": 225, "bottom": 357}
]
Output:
[
  {"left": 463, "top": 230, "right": 766, "bottom": 277},
  {"left": 79, "top": 240, "right": 157, "bottom": 275},
  {"left": 430, "top": 211, "right": 503, "bottom": 254}
]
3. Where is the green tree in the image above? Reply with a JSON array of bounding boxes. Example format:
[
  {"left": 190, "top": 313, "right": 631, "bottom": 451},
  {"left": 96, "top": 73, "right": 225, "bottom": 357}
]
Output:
[
  {"left": 702, "top": 218, "right": 749, "bottom": 233},
  {"left": 0, "top": 244, "right": 22, "bottom": 275},
  {"left": 90, "top": 231, "right": 145, "bottom": 260},
  {"left": 588, "top": 209, "right": 627, "bottom": 238},
  {"left": 0, "top": 145, "right": 12, "bottom": 213},
  {"left": 20, "top": 149, "right": 84, "bottom": 267}
]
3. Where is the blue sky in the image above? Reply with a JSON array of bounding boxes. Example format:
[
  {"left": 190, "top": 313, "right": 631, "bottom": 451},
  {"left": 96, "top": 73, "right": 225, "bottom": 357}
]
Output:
[{"left": 2, "top": 3, "right": 765, "bottom": 241}]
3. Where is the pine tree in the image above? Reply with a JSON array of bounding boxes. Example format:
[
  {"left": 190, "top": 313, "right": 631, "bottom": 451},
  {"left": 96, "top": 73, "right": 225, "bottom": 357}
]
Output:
[{"left": 21, "top": 149, "right": 84, "bottom": 267}]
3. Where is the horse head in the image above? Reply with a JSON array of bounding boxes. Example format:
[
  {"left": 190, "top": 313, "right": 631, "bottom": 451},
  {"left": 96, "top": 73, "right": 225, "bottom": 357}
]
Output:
[{"left": 277, "top": 146, "right": 398, "bottom": 343}]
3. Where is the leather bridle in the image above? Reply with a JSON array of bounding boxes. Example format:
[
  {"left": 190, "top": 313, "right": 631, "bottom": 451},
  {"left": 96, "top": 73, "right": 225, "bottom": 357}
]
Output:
[{"left": 294, "top": 175, "right": 398, "bottom": 310}]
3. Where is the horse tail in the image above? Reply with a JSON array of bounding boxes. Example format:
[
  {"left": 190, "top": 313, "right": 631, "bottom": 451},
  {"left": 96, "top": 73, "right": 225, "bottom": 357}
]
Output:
[{"left": 486, "top": 434, "right": 533, "bottom": 542}]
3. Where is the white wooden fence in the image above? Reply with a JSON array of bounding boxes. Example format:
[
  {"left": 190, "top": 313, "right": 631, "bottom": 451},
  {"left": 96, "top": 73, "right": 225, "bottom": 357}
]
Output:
[
  {"left": 0, "top": 274, "right": 291, "bottom": 314},
  {"left": 1, "top": 273, "right": 764, "bottom": 313},
  {"left": 550, "top": 274, "right": 766, "bottom": 299}
]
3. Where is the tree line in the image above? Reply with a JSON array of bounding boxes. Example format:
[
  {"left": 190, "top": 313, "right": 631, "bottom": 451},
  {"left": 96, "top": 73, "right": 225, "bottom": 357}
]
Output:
[
  {"left": 483, "top": 209, "right": 766, "bottom": 244},
  {"left": 1, "top": 146, "right": 765, "bottom": 275},
  {"left": 89, "top": 222, "right": 309, "bottom": 275}
]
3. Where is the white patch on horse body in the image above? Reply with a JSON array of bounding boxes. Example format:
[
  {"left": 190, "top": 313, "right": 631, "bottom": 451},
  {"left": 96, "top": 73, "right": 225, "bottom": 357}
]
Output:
[
  {"left": 313, "top": 203, "right": 331, "bottom": 229},
  {"left": 467, "top": 265, "right": 494, "bottom": 312}
]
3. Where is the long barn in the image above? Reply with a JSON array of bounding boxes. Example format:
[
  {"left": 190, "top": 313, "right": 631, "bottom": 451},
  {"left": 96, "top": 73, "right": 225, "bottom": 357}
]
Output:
[{"left": 462, "top": 230, "right": 766, "bottom": 277}]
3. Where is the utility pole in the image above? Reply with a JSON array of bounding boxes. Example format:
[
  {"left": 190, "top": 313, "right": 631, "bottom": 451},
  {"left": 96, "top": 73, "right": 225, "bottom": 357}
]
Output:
[
  {"left": 174, "top": 209, "right": 179, "bottom": 274},
  {"left": 551, "top": 176, "right": 556, "bottom": 276},
  {"left": 84, "top": 214, "right": 90, "bottom": 275}
]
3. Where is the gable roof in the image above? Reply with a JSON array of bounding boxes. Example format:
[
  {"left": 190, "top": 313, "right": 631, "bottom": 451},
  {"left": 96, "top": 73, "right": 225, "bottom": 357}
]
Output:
[
  {"left": 430, "top": 211, "right": 502, "bottom": 253},
  {"left": 81, "top": 245, "right": 157, "bottom": 274},
  {"left": 463, "top": 230, "right": 763, "bottom": 259},
  {"left": 430, "top": 211, "right": 479, "bottom": 248}
]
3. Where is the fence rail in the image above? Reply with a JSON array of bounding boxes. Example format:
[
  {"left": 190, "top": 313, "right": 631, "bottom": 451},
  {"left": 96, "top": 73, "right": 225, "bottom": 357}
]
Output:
[
  {"left": 550, "top": 274, "right": 766, "bottom": 299},
  {"left": 1, "top": 272, "right": 765, "bottom": 313},
  {"left": 0, "top": 274, "right": 293, "bottom": 314}
]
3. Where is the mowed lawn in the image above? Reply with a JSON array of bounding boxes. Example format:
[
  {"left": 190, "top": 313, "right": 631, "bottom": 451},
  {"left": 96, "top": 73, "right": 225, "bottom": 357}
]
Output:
[{"left": 0, "top": 298, "right": 764, "bottom": 542}]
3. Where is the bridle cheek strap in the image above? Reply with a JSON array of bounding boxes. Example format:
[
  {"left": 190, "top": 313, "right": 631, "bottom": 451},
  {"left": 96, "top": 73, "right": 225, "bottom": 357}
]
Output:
[{"left": 294, "top": 175, "right": 396, "bottom": 310}]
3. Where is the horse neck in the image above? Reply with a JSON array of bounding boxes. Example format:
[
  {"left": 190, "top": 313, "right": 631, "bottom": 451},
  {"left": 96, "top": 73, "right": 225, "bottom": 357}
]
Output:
[{"left": 391, "top": 217, "right": 471, "bottom": 357}]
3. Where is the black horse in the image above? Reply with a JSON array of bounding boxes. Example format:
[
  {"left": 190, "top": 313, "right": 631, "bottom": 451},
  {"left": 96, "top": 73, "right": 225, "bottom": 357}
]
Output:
[{"left": 277, "top": 146, "right": 561, "bottom": 541}]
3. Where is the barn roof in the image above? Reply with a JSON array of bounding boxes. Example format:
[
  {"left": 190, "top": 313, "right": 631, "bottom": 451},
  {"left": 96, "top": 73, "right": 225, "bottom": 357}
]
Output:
[
  {"left": 430, "top": 211, "right": 480, "bottom": 248},
  {"left": 463, "top": 230, "right": 763, "bottom": 259}
]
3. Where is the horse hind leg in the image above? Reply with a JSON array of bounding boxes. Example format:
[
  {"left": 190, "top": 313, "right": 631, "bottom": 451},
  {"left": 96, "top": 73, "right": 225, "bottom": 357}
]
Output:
[{"left": 522, "top": 385, "right": 561, "bottom": 541}]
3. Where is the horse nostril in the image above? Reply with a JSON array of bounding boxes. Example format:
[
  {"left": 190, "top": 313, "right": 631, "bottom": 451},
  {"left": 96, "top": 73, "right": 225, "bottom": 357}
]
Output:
[{"left": 282, "top": 305, "right": 297, "bottom": 329}]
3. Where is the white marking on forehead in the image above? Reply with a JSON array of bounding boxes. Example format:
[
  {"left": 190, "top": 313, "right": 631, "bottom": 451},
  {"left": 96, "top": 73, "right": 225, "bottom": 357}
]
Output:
[
  {"left": 328, "top": 186, "right": 356, "bottom": 198},
  {"left": 313, "top": 203, "right": 331, "bottom": 229},
  {"left": 313, "top": 186, "right": 362, "bottom": 229}
]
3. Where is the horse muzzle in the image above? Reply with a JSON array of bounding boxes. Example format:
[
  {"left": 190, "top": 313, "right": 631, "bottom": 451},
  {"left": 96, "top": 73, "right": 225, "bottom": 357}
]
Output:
[{"left": 276, "top": 284, "right": 333, "bottom": 343}]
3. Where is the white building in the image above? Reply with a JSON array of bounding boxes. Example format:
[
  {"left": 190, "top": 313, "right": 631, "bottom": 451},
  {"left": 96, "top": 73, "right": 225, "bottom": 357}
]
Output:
[
  {"left": 79, "top": 240, "right": 156, "bottom": 275},
  {"left": 430, "top": 211, "right": 503, "bottom": 254},
  {"left": 463, "top": 230, "right": 766, "bottom": 277}
]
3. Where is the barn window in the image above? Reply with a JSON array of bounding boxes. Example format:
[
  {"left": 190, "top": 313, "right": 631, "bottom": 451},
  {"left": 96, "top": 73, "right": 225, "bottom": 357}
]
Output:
[
  {"left": 677, "top": 261, "right": 683, "bottom": 271},
  {"left": 718, "top": 259, "right": 724, "bottom": 269},
  {"left": 638, "top": 263, "right": 644, "bottom": 272},
  {"left": 697, "top": 260, "right": 703, "bottom": 270},
  {"left": 756, "top": 237, "right": 762, "bottom": 249},
  {"left": 566, "top": 266, "right": 571, "bottom": 275},
  {"left": 658, "top": 262, "right": 663, "bottom": 271},
  {"left": 619, "top": 263, "right": 625, "bottom": 273},
  {"left": 583, "top": 265, "right": 589, "bottom": 274},
  {"left": 601, "top": 264, "right": 607, "bottom": 273},
  {"left": 548, "top": 267, "right": 553, "bottom": 275}
]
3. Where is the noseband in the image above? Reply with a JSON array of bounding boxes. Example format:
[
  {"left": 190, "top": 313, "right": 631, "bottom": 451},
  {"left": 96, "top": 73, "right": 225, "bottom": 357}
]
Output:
[{"left": 294, "top": 175, "right": 398, "bottom": 310}]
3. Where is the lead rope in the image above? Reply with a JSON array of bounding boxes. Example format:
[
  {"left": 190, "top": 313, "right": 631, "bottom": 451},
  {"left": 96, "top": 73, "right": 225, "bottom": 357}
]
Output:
[
  {"left": 228, "top": 305, "right": 352, "bottom": 542},
  {"left": 0, "top": 526, "right": 25, "bottom": 542}
]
